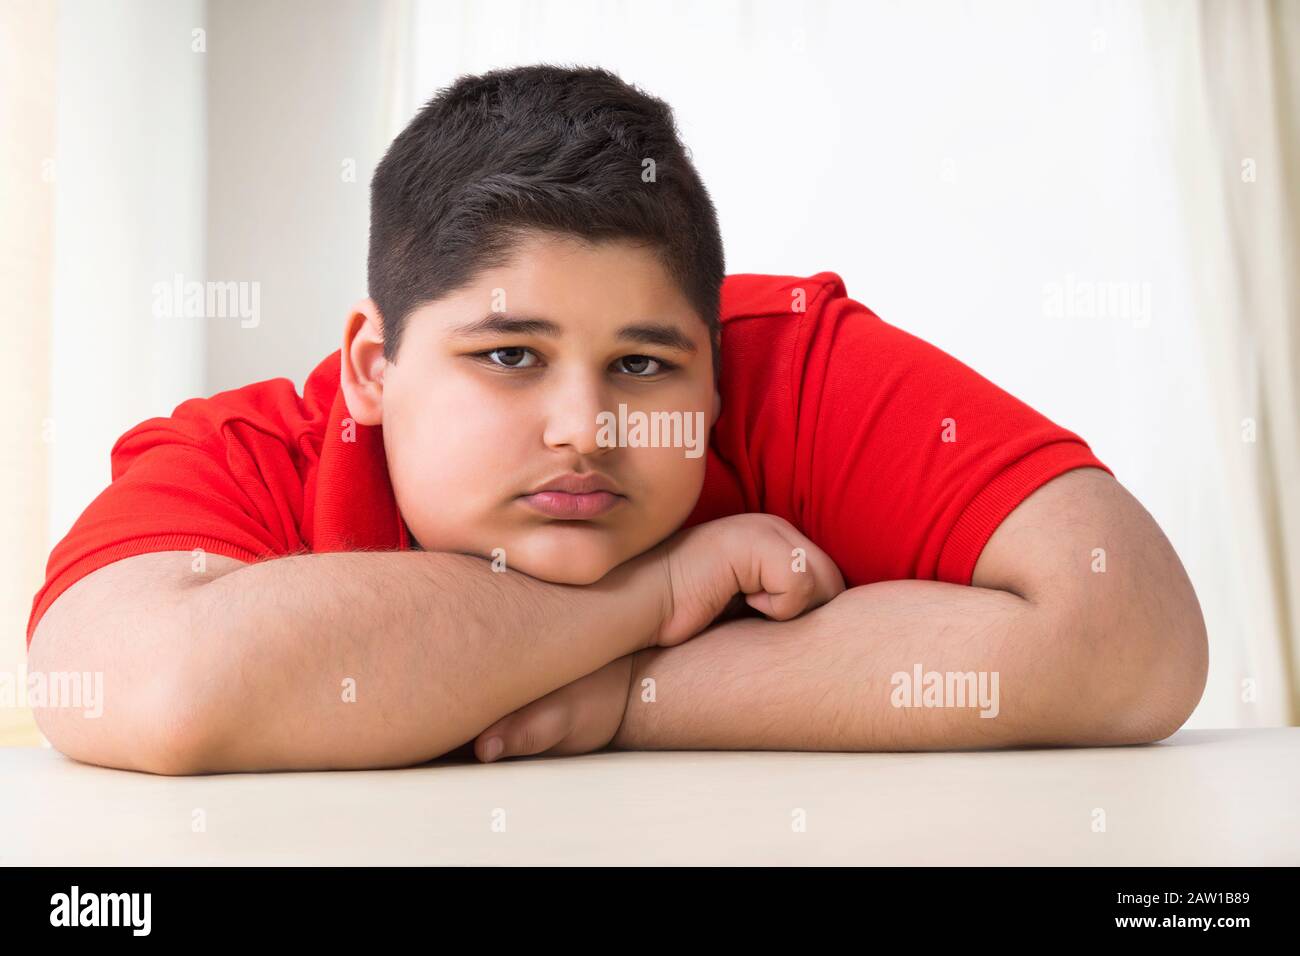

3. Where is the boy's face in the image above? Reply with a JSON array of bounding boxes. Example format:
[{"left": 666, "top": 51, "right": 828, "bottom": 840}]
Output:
[{"left": 342, "top": 231, "right": 720, "bottom": 585}]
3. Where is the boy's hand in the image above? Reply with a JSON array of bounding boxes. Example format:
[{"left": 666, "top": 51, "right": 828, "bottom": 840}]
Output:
[
  {"left": 649, "top": 513, "right": 846, "bottom": 647},
  {"left": 469, "top": 513, "right": 842, "bottom": 761},
  {"left": 472, "top": 655, "right": 636, "bottom": 762}
]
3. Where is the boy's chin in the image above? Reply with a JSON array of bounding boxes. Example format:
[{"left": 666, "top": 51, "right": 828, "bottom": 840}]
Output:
[
  {"left": 407, "top": 525, "right": 630, "bottom": 584},
  {"left": 504, "top": 524, "right": 679, "bottom": 586},
  {"left": 510, "top": 552, "right": 619, "bottom": 586},
  {"left": 505, "top": 532, "right": 650, "bottom": 585}
]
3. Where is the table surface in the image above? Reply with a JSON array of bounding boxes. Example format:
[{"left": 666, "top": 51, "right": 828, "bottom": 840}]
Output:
[{"left": 3, "top": 728, "right": 1297, "bottom": 865}]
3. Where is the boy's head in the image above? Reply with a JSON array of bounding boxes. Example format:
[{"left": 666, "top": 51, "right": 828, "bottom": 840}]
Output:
[{"left": 341, "top": 64, "right": 725, "bottom": 585}]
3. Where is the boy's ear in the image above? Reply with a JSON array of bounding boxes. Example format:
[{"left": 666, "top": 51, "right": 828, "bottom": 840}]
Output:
[
  {"left": 340, "top": 298, "right": 386, "bottom": 427},
  {"left": 710, "top": 386, "right": 722, "bottom": 427}
]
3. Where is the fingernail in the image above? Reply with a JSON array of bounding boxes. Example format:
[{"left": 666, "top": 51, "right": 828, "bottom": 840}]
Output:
[{"left": 483, "top": 737, "right": 504, "bottom": 762}]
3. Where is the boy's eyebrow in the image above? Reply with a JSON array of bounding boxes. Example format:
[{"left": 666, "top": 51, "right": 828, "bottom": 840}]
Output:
[{"left": 449, "top": 312, "right": 698, "bottom": 353}]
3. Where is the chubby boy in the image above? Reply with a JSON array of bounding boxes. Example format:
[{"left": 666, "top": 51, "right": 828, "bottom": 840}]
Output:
[{"left": 26, "top": 65, "right": 1208, "bottom": 774}]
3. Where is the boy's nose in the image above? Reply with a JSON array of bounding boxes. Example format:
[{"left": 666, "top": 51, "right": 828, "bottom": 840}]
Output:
[{"left": 540, "top": 377, "right": 612, "bottom": 456}]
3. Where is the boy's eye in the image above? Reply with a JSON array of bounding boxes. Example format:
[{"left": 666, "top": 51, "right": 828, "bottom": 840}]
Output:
[
  {"left": 482, "top": 347, "right": 539, "bottom": 369},
  {"left": 475, "top": 349, "right": 674, "bottom": 376},
  {"left": 616, "top": 355, "right": 671, "bottom": 376}
]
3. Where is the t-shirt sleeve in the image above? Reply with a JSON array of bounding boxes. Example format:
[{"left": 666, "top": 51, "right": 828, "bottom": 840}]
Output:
[
  {"left": 785, "top": 275, "right": 1113, "bottom": 588},
  {"left": 26, "top": 407, "right": 303, "bottom": 648}
]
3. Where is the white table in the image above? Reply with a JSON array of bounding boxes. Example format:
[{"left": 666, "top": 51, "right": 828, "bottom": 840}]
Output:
[{"left": 3, "top": 728, "right": 1296, "bottom": 865}]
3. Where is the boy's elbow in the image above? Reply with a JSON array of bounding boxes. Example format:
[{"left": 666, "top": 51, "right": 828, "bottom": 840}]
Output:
[
  {"left": 34, "top": 690, "right": 216, "bottom": 777},
  {"left": 134, "top": 692, "right": 224, "bottom": 776},
  {"left": 26, "top": 554, "right": 241, "bottom": 775},
  {"left": 31, "top": 639, "right": 221, "bottom": 776},
  {"left": 1082, "top": 579, "right": 1210, "bottom": 747},
  {"left": 1119, "top": 619, "right": 1208, "bottom": 745}
]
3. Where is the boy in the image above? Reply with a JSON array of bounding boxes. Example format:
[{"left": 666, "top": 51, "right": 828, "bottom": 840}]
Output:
[{"left": 27, "top": 65, "right": 1207, "bottom": 774}]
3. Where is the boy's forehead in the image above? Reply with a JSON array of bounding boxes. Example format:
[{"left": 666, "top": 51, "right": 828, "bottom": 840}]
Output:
[
  {"left": 490, "top": 233, "right": 680, "bottom": 298},
  {"left": 419, "top": 240, "right": 700, "bottom": 337}
]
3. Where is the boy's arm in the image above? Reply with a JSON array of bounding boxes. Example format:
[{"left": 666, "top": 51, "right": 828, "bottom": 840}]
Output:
[
  {"left": 30, "top": 548, "right": 665, "bottom": 775},
  {"left": 191, "top": 549, "right": 679, "bottom": 772},
  {"left": 29, "top": 512, "right": 843, "bottom": 774},
  {"left": 614, "top": 469, "right": 1209, "bottom": 750}
]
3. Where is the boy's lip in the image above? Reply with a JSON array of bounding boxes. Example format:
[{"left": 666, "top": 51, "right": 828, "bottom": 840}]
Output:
[
  {"left": 522, "top": 472, "right": 621, "bottom": 496},
  {"left": 518, "top": 490, "right": 623, "bottom": 519}
]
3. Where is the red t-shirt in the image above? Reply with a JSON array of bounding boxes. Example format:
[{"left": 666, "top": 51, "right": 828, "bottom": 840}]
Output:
[{"left": 26, "top": 271, "right": 1111, "bottom": 647}]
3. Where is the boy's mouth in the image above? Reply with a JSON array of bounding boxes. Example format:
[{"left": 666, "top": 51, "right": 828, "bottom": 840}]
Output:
[{"left": 518, "top": 490, "right": 624, "bottom": 519}]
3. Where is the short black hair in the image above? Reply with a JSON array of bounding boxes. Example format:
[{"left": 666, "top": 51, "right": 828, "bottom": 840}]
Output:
[{"left": 368, "top": 64, "right": 725, "bottom": 378}]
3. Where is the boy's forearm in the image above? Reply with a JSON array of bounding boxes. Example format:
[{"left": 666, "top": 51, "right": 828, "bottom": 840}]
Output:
[
  {"left": 613, "top": 579, "right": 1167, "bottom": 752},
  {"left": 180, "top": 550, "right": 662, "bottom": 772}
]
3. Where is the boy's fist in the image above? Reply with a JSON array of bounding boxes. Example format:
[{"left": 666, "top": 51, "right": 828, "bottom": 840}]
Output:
[
  {"left": 647, "top": 513, "right": 845, "bottom": 648},
  {"left": 473, "top": 655, "right": 635, "bottom": 762}
]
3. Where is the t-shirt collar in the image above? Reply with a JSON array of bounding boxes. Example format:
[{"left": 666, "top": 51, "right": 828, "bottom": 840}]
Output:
[{"left": 304, "top": 351, "right": 411, "bottom": 553}]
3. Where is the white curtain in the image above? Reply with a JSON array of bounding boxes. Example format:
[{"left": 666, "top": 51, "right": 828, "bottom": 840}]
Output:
[
  {"left": 6, "top": 0, "right": 405, "bottom": 747},
  {"left": 47, "top": 0, "right": 208, "bottom": 546},
  {"left": 1141, "top": 0, "right": 1299, "bottom": 725},
  {"left": 1, "top": 0, "right": 207, "bottom": 746},
  {"left": 0, "top": 0, "right": 57, "bottom": 746}
]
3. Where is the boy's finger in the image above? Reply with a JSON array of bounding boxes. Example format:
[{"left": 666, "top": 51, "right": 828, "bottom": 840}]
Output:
[{"left": 479, "top": 699, "right": 574, "bottom": 762}]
